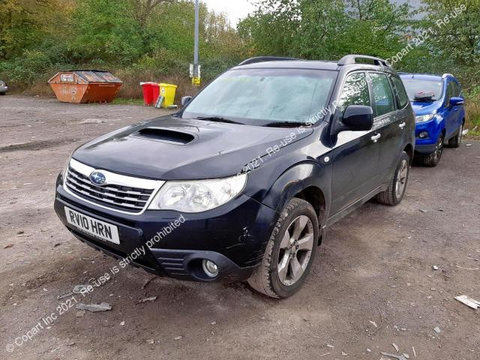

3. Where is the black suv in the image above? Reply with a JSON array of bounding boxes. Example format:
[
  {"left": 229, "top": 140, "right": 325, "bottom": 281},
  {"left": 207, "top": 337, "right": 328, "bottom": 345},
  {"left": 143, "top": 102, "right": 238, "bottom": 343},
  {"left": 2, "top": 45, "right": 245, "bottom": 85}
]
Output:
[{"left": 54, "top": 55, "right": 415, "bottom": 298}]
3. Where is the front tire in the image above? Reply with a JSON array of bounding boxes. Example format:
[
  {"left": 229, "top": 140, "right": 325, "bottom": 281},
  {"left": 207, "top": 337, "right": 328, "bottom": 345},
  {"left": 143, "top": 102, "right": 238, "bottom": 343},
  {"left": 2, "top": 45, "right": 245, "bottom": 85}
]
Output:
[
  {"left": 420, "top": 134, "right": 444, "bottom": 167},
  {"left": 448, "top": 123, "right": 463, "bottom": 148},
  {"left": 248, "top": 198, "right": 319, "bottom": 298},
  {"left": 376, "top": 151, "right": 410, "bottom": 206}
]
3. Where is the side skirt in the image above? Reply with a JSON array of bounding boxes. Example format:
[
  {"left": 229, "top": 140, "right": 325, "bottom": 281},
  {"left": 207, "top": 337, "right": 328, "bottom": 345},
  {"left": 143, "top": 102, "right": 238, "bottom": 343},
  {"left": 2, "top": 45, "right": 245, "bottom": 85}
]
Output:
[{"left": 325, "top": 185, "right": 386, "bottom": 228}]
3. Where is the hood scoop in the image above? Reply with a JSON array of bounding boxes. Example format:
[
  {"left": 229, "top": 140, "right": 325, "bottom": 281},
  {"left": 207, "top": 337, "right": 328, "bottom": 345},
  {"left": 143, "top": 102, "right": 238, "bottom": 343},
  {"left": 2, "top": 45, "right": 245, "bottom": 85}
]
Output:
[{"left": 136, "top": 127, "right": 195, "bottom": 145}]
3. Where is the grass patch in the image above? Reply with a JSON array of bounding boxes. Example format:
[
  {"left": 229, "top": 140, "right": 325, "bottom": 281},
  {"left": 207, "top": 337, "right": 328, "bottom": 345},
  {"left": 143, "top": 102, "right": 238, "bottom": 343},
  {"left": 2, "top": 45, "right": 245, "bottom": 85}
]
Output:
[
  {"left": 465, "top": 93, "right": 480, "bottom": 139},
  {"left": 112, "top": 98, "right": 145, "bottom": 106}
]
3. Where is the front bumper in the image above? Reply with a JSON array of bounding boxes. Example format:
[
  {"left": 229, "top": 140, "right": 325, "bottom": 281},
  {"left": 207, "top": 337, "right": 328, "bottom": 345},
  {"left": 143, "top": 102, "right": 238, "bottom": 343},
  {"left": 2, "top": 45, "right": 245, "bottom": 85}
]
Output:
[
  {"left": 0, "top": 86, "right": 7, "bottom": 93},
  {"left": 54, "top": 174, "right": 277, "bottom": 282},
  {"left": 415, "top": 119, "right": 442, "bottom": 154},
  {"left": 414, "top": 143, "right": 437, "bottom": 154}
]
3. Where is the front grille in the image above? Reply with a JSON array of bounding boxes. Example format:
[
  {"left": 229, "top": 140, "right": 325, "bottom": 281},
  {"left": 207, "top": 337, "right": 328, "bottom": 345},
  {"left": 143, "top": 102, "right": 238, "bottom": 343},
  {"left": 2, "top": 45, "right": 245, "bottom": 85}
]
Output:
[{"left": 65, "top": 166, "right": 155, "bottom": 213}]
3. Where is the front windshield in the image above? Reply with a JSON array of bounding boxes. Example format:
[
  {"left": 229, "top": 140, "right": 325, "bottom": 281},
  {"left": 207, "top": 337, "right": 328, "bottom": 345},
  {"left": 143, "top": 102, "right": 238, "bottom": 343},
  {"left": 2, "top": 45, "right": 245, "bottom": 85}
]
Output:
[
  {"left": 401, "top": 78, "right": 443, "bottom": 101},
  {"left": 182, "top": 68, "right": 338, "bottom": 126}
]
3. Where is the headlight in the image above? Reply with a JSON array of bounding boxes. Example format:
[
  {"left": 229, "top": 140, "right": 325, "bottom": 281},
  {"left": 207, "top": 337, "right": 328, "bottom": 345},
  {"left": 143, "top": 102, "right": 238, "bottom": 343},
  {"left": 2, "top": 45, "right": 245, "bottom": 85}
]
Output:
[
  {"left": 415, "top": 114, "right": 434, "bottom": 123},
  {"left": 62, "top": 156, "right": 72, "bottom": 179},
  {"left": 148, "top": 174, "right": 247, "bottom": 213}
]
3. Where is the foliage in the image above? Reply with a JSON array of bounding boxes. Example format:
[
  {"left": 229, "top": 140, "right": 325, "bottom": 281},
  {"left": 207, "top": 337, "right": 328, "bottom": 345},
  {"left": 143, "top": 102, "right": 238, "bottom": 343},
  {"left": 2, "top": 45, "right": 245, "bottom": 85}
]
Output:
[
  {"left": 0, "top": 0, "right": 246, "bottom": 89},
  {"left": 68, "top": 0, "right": 144, "bottom": 64},
  {"left": 238, "top": 0, "right": 413, "bottom": 60},
  {"left": 421, "top": 0, "right": 480, "bottom": 66},
  {"left": 0, "top": 0, "right": 479, "bottom": 119}
]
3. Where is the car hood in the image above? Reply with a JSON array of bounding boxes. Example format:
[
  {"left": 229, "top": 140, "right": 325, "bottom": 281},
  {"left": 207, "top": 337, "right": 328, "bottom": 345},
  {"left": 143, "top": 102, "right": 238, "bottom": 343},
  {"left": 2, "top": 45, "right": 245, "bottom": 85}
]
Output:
[
  {"left": 72, "top": 116, "right": 314, "bottom": 180},
  {"left": 411, "top": 100, "right": 441, "bottom": 116}
]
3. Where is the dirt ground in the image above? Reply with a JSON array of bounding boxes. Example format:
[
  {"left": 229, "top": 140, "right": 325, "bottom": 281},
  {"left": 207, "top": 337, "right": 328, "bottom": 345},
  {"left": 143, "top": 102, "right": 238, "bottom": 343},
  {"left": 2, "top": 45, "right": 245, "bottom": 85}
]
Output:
[{"left": 1, "top": 95, "right": 479, "bottom": 360}]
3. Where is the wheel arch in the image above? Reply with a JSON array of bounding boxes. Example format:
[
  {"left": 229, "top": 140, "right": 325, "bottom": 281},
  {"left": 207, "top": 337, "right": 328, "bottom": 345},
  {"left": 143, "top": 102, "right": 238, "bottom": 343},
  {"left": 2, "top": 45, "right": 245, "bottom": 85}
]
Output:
[
  {"left": 260, "top": 162, "right": 331, "bottom": 241},
  {"left": 293, "top": 186, "right": 326, "bottom": 227},
  {"left": 403, "top": 143, "right": 414, "bottom": 163}
]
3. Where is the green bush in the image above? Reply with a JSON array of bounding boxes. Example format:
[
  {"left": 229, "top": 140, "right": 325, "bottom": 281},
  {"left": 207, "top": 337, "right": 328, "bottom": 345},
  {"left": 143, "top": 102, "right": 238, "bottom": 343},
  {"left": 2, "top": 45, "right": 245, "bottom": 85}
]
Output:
[{"left": 0, "top": 50, "right": 53, "bottom": 85}]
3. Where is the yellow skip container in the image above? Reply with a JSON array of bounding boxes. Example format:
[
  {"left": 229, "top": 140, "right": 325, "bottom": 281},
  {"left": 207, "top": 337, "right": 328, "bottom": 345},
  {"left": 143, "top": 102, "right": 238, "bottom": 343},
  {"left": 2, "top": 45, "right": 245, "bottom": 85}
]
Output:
[{"left": 159, "top": 83, "right": 178, "bottom": 108}]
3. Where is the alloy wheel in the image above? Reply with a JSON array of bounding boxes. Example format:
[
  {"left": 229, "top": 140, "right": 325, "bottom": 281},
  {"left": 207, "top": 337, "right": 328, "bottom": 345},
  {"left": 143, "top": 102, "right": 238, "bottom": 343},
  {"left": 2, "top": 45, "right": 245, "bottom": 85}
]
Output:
[
  {"left": 395, "top": 159, "right": 409, "bottom": 199},
  {"left": 277, "top": 215, "right": 314, "bottom": 286},
  {"left": 433, "top": 136, "right": 444, "bottom": 161},
  {"left": 457, "top": 124, "right": 463, "bottom": 143}
]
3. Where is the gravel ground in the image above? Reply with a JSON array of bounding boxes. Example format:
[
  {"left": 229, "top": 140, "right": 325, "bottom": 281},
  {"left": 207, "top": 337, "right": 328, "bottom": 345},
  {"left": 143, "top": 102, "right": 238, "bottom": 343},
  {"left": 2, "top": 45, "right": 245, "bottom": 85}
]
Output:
[{"left": 1, "top": 95, "right": 479, "bottom": 360}]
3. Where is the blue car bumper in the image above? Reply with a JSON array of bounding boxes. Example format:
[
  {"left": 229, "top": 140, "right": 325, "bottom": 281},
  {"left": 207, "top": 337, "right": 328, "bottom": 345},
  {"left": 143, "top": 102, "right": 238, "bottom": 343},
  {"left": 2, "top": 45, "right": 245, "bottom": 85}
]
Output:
[{"left": 415, "top": 120, "right": 442, "bottom": 154}]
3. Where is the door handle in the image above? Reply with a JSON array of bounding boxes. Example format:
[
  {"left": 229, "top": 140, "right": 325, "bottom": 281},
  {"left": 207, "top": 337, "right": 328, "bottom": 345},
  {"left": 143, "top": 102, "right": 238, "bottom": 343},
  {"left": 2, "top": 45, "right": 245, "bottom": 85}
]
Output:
[
  {"left": 371, "top": 133, "right": 381, "bottom": 143},
  {"left": 399, "top": 122, "right": 406, "bottom": 129}
]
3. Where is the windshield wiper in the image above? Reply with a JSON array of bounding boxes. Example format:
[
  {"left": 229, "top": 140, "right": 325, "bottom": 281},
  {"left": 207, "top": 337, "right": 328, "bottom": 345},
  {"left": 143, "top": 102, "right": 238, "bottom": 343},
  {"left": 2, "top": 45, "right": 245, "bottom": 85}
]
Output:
[
  {"left": 264, "top": 121, "right": 310, "bottom": 128},
  {"left": 195, "top": 116, "right": 243, "bottom": 125}
]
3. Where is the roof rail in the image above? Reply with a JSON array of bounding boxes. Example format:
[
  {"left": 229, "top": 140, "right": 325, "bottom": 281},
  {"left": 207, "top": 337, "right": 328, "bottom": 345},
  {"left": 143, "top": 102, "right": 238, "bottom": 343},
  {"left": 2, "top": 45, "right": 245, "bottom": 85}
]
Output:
[
  {"left": 338, "top": 55, "right": 390, "bottom": 68},
  {"left": 238, "top": 56, "right": 299, "bottom": 66}
]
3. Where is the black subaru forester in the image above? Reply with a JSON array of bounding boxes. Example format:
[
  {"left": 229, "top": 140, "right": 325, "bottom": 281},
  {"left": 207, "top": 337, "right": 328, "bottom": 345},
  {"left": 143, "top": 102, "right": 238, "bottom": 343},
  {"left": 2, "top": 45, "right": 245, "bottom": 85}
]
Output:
[{"left": 54, "top": 55, "right": 415, "bottom": 298}]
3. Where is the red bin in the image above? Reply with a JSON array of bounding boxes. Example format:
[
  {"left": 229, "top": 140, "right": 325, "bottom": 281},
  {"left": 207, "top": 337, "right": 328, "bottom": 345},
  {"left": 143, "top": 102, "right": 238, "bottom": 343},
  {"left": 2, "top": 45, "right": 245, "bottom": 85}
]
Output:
[
  {"left": 151, "top": 83, "right": 160, "bottom": 105},
  {"left": 141, "top": 82, "right": 160, "bottom": 106}
]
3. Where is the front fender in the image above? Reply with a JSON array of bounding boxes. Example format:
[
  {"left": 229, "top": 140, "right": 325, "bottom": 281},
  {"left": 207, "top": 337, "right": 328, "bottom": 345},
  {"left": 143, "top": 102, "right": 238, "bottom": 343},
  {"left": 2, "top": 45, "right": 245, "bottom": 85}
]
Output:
[{"left": 260, "top": 161, "right": 332, "bottom": 224}]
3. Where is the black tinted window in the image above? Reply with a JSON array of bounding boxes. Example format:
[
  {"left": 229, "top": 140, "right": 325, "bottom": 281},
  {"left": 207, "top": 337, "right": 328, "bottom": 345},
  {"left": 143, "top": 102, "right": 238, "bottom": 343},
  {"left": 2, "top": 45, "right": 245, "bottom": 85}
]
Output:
[
  {"left": 391, "top": 76, "right": 409, "bottom": 108},
  {"left": 453, "top": 81, "right": 462, "bottom": 97},
  {"left": 369, "top": 73, "right": 396, "bottom": 116},
  {"left": 339, "top": 72, "right": 370, "bottom": 112},
  {"left": 446, "top": 81, "right": 455, "bottom": 104}
]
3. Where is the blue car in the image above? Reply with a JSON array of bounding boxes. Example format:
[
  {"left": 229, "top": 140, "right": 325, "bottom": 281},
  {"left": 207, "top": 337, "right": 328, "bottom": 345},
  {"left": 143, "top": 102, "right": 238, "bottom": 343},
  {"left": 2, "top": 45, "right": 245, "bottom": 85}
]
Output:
[{"left": 400, "top": 73, "right": 465, "bottom": 167}]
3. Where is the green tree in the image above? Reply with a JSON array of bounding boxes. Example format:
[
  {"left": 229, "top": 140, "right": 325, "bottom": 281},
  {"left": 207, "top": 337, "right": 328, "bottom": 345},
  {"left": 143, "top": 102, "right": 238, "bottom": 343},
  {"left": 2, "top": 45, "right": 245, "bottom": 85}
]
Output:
[
  {"left": 422, "top": 0, "right": 479, "bottom": 66},
  {"left": 238, "top": 0, "right": 301, "bottom": 56},
  {"left": 69, "top": 0, "right": 144, "bottom": 64},
  {"left": 0, "top": 0, "right": 65, "bottom": 59},
  {"left": 239, "top": 0, "right": 413, "bottom": 60}
]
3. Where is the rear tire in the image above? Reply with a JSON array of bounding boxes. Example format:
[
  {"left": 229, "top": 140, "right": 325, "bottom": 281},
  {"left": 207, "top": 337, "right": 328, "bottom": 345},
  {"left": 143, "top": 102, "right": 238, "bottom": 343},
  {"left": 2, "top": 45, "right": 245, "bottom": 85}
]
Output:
[
  {"left": 448, "top": 123, "right": 463, "bottom": 148},
  {"left": 248, "top": 198, "right": 319, "bottom": 299},
  {"left": 376, "top": 151, "right": 410, "bottom": 206},
  {"left": 421, "top": 134, "right": 444, "bottom": 167}
]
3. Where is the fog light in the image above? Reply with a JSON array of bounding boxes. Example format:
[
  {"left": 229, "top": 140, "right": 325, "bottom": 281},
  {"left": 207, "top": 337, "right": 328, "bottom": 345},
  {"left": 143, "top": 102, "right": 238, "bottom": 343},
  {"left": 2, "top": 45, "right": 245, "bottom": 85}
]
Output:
[
  {"left": 418, "top": 131, "right": 429, "bottom": 139},
  {"left": 202, "top": 260, "right": 219, "bottom": 278}
]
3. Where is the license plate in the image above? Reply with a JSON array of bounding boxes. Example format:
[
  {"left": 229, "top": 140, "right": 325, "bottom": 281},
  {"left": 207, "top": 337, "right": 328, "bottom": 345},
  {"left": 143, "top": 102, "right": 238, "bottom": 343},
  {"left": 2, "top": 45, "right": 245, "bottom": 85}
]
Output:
[{"left": 65, "top": 207, "right": 120, "bottom": 245}]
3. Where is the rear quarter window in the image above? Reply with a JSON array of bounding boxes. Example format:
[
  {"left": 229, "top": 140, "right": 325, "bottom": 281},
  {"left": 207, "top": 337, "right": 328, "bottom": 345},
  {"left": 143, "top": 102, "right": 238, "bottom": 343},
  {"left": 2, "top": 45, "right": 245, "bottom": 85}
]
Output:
[{"left": 391, "top": 75, "right": 410, "bottom": 109}]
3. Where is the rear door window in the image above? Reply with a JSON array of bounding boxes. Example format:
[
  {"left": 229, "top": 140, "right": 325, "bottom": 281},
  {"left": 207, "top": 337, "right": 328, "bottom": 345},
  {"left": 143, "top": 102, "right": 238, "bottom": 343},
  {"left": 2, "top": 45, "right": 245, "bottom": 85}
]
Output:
[{"left": 368, "top": 73, "right": 396, "bottom": 117}]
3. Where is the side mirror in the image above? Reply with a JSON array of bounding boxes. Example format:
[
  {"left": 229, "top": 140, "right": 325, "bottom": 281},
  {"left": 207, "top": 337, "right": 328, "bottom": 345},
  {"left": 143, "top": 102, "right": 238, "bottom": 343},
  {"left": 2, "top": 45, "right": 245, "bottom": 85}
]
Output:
[
  {"left": 450, "top": 97, "right": 464, "bottom": 106},
  {"left": 341, "top": 105, "right": 374, "bottom": 131},
  {"left": 181, "top": 96, "right": 193, "bottom": 107}
]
